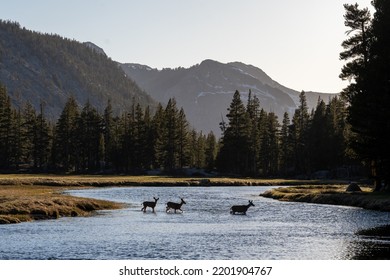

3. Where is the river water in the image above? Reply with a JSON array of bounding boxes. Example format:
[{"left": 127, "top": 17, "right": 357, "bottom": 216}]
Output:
[{"left": 1, "top": 186, "right": 390, "bottom": 260}]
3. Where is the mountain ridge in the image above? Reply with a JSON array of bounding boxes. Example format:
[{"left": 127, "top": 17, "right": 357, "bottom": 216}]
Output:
[
  {"left": 121, "top": 59, "right": 336, "bottom": 135},
  {"left": 0, "top": 20, "right": 156, "bottom": 120}
]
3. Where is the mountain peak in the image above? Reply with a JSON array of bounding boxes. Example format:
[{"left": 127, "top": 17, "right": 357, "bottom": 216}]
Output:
[
  {"left": 121, "top": 59, "right": 335, "bottom": 135},
  {"left": 83, "top": 42, "right": 107, "bottom": 56},
  {"left": 199, "top": 59, "right": 222, "bottom": 66},
  {"left": 0, "top": 21, "right": 155, "bottom": 120}
]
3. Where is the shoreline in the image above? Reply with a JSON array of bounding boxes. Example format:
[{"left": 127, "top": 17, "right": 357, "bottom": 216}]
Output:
[
  {"left": 0, "top": 185, "right": 123, "bottom": 224},
  {"left": 2, "top": 174, "right": 386, "bottom": 224},
  {"left": 260, "top": 185, "right": 390, "bottom": 212},
  {"left": 0, "top": 174, "right": 349, "bottom": 187}
]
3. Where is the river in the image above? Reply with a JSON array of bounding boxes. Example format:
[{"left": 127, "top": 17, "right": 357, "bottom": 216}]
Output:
[{"left": 1, "top": 186, "right": 389, "bottom": 259}]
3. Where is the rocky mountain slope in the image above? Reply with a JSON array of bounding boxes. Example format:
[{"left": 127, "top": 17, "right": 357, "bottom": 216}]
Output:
[
  {"left": 121, "top": 59, "right": 336, "bottom": 135},
  {"left": 0, "top": 20, "right": 155, "bottom": 120}
]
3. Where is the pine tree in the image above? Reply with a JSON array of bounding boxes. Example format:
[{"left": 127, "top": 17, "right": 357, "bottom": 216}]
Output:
[
  {"left": 0, "top": 84, "right": 14, "bottom": 169},
  {"left": 307, "top": 98, "right": 329, "bottom": 171},
  {"left": 21, "top": 102, "right": 37, "bottom": 165},
  {"left": 279, "top": 112, "right": 293, "bottom": 175},
  {"left": 259, "top": 112, "right": 279, "bottom": 176},
  {"left": 326, "top": 97, "right": 348, "bottom": 170},
  {"left": 152, "top": 103, "right": 166, "bottom": 169},
  {"left": 163, "top": 98, "right": 180, "bottom": 171},
  {"left": 78, "top": 101, "right": 102, "bottom": 172},
  {"left": 188, "top": 129, "right": 198, "bottom": 168},
  {"left": 246, "top": 90, "right": 261, "bottom": 175},
  {"left": 205, "top": 131, "right": 218, "bottom": 171},
  {"left": 133, "top": 103, "right": 145, "bottom": 170},
  {"left": 217, "top": 90, "right": 251, "bottom": 175},
  {"left": 33, "top": 103, "right": 50, "bottom": 169},
  {"left": 142, "top": 106, "right": 155, "bottom": 170},
  {"left": 291, "top": 91, "right": 310, "bottom": 175},
  {"left": 110, "top": 114, "right": 126, "bottom": 172},
  {"left": 195, "top": 132, "right": 206, "bottom": 169},
  {"left": 103, "top": 100, "right": 114, "bottom": 169},
  {"left": 53, "top": 96, "right": 80, "bottom": 171},
  {"left": 10, "top": 109, "right": 23, "bottom": 168},
  {"left": 340, "top": 1, "right": 390, "bottom": 189},
  {"left": 177, "top": 108, "right": 190, "bottom": 169}
]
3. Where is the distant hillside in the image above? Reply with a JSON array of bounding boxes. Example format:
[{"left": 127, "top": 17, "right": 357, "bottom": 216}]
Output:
[
  {"left": 121, "top": 59, "right": 336, "bottom": 135},
  {"left": 0, "top": 20, "right": 156, "bottom": 120}
]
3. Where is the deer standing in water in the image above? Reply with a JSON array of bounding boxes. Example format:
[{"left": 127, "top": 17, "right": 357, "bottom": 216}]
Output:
[
  {"left": 141, "top": 197, "right": 159, "bottom": 213},
  {"left": 166, "top": 198, "right": 186, "bottom": 213},
  {"left": 230, "top": 200, "right": 255, "bottom": 215}
]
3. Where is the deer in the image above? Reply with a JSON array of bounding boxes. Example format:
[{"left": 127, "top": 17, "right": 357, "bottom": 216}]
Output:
[
  {"left": 166, "top": 198, "right": 186, "bottom": 213},
  {"left": 141, "top": 197, "right": 159, "bottom": 213},
  {"left": 230, "top": 200, "right": 255, "bottom": 215}
]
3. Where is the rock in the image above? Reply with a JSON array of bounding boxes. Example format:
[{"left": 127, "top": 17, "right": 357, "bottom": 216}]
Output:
[{"left": 346, "top": 183, "right": 362, "bottom": 192}]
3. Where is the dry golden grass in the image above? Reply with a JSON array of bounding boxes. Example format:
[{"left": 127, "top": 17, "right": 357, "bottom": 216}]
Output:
[
  {"left": 0, "top": 185, "right": 123, "bottom": 224},
  {"left": 0, "top": 174, "right": 345, "bottom": 187},
  {"left": 260, "top": 185, "right": 390, "bottom": 211}
]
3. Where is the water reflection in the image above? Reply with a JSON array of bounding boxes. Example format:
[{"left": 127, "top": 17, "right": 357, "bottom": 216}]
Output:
[
  {"left": 345, "top": 225, "right": 390, "bottom": 259},
  {"left": 345, "top": 240, "right": 390, "bottom": 259}
]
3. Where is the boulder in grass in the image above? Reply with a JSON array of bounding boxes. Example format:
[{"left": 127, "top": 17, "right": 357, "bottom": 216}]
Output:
[{"left": 346, "top": 183, "right": 362, "bottom": 192}]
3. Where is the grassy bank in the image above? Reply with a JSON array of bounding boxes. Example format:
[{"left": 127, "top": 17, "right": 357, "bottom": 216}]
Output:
[
  {"left": 0, "top": 174, "right": 347, "bottom": 187},
  {"left": 0, "top": 185, "right": 123, "bottom": 224},
  {"left": 260, "top": 185, "right": 390, "bottom": 212}
]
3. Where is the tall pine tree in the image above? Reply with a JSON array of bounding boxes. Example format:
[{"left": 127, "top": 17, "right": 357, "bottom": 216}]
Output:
[
  {"left": 0, "top": 84, "right": 14, "bottom": 169},
  {"left": 217, "top": 90, "right": 251, "bottom": 174},
  {"left": 340, "top": 1, "right": 390, "bottom": 189},
  {"left": 53, "top": 96, "right": 80, "bottom": 171}
]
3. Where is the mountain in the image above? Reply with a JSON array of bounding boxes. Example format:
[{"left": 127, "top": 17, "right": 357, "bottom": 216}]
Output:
[
  {"left": 83, "top": 41, "right": 107, "bottom": 56},
  {"left": 0, "top": 20, "right": 156, "bottom": 120},
  {"left": 121, "top": 59, "right": 336, "bottom": 135}
]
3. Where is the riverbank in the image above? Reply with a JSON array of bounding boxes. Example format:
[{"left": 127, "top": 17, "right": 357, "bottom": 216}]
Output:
[
  {"left": 260, "top": 185, "right": 390, "bottom": 212},
  {"left": 0, "top": 174, "right": 345, "bottom": 187},
  {"left": 0, "top": 185, "right": 123, "bottom": 224}
]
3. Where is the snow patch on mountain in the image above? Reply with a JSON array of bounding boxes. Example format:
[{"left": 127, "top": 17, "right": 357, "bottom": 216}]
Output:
[{"left": 120, "top": 60, "right": 336, "bottom": 135}]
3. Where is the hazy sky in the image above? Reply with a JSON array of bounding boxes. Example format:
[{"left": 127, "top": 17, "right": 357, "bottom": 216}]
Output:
[{"left": 1, "top": 0, "right": 374, "bottom": 93}]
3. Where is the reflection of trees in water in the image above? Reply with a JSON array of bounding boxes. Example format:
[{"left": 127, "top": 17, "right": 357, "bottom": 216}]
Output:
[
  {"left": 345, "top": 225, "right": 390, "bottom": 259},
  {"left": 346, "top": 241, "right": 390, "bottom": 259}
]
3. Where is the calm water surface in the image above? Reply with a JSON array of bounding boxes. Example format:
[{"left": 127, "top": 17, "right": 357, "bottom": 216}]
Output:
[{"left": 1, "top": 186, "right": 390, "bottom": 260}]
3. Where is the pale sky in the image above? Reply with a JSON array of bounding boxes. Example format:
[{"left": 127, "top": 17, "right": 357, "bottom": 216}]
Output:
[{"left": 1, "top": 0, "right": 374, "bottom": 93}]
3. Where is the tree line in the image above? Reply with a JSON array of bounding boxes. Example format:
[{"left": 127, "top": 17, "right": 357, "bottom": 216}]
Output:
[
  {"left": 216, "top": 90, "right": 352, "bottom": 177},
  {"left": 0, "top": 83, "right": 217, "bottom": 173},
  {"left": 1, "top": 81, "right": 355, "bottom": 177}
]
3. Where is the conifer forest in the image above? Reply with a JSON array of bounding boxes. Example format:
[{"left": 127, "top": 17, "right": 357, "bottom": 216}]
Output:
[{"left": 1, "top": 1, "right": 390, "bottom": 191}]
